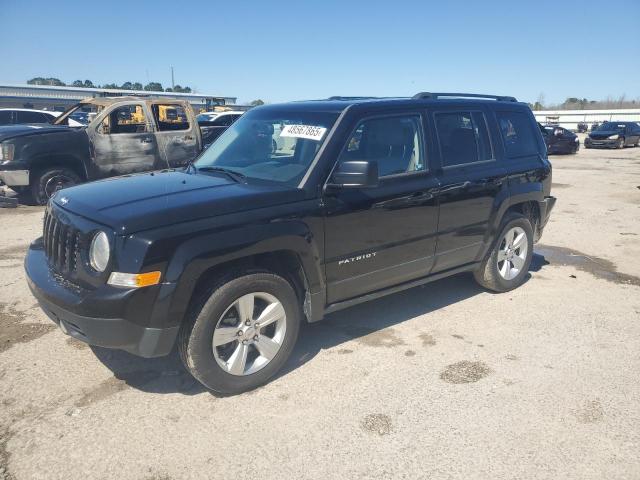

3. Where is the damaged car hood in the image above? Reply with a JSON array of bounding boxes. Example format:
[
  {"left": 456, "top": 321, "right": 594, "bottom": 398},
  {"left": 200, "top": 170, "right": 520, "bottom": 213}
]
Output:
[{"left": 52, "top": 169, "right": 304, "bottom": 234}]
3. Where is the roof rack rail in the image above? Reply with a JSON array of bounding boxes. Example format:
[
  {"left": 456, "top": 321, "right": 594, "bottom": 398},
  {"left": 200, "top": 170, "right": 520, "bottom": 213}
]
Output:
[
  {"left": 412, "top": 92, "right": 517, "bottom": 102},
  {"left": 327, "top": 96, "right": 379, "bottom": 101}
]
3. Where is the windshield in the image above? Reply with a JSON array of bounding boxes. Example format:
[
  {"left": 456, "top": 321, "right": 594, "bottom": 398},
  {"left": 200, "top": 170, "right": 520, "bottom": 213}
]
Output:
[
  {"left": 596, "top": 122, "right": 626, "bottom": 132},
  {"left": 54, "top": 103, "right": 104, "bottom": 126},
  {"left": 194, "top": 109, "right": 339, "bottom": 186}
]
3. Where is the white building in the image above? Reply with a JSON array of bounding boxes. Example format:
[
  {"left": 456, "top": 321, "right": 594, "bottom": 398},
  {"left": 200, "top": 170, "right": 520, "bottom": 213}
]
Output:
[
  {"left": 0, "top": 83, "right": 237, "bottom": 113},
  {"left": 533, "top": 109, "right": 640, "bottom": 130}
]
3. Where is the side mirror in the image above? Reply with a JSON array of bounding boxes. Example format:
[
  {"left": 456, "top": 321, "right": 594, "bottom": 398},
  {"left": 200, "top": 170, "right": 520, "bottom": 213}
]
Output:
[
  {"left": 554, "top": 129, "right": 562, "bottom": 137},
  {"left": 99, "top": 122, "right": 110, "bottom": 135},
  {"left": 326, "top": 160, "right": 379, "bottom": 190}
]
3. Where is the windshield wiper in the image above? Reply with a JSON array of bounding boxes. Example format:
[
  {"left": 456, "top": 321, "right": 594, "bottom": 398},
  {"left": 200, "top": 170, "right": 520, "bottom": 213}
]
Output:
[{"left": 195, "top": 166, "right": 246, "bottom": 183}]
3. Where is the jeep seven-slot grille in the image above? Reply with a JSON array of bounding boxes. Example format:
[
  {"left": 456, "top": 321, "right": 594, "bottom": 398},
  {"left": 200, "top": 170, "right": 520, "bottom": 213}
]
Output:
[{"left": 43, "top": 209, "right": 80, "bottom": 274}]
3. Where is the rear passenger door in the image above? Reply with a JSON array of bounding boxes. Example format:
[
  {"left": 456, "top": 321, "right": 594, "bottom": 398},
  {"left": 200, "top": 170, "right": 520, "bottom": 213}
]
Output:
[
  {"left": 432, "top": 108, "right": 508, "bottom": 273},
  {"left": 151, "top": 103, "right": 200, "bottom": 167},
  {"left": 626, "top": 124, "right": 640, "bottom": 145}
]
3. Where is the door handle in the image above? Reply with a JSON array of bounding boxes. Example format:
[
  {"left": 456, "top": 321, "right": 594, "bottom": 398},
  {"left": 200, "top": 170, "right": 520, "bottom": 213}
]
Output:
[
  {"left": 478, "top": 178, "right": 504, "bottom": 187},
  {"left": 140, "top": 137, "right": 153, "bottom": 144},
  {"left": 439, "top": 181, "right": 471, "bottom": 194},
  {"left": 184, "top": 135, "right": 194, "bottom": 141},
  {"left": 372, "top": 191, "right": 435, "bottom": 210}
]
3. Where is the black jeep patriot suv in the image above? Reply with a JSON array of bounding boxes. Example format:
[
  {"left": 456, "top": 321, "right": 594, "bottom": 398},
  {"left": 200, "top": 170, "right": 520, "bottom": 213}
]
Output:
[{"left": 25, "top": 92, "right": 556, "bottom": 394}]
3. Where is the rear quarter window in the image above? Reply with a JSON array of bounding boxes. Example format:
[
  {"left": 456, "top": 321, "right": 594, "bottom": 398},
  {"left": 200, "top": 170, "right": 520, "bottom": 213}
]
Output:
[{"left": 497, "top": 111, "right": 539, "bottom": 158}]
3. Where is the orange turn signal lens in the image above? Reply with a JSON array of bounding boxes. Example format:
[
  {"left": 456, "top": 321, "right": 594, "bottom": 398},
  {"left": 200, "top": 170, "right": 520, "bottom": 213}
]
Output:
[
  {"left": 135, "top": 271, "right": 162, "bottom": 287},
  {"left": 108, "top": 271, "right": 162, "bottom": 288}
]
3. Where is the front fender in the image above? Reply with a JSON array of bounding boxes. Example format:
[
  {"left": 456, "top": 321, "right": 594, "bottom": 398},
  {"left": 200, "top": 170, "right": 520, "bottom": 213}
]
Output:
[{"left": 153, "top": 220, "right": 323, "bottom": 328}]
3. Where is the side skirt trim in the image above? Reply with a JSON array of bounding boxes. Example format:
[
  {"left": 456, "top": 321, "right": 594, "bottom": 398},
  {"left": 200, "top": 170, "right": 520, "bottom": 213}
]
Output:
[{"left": 322, "top": 262, "right": 480, "bottom": 317}]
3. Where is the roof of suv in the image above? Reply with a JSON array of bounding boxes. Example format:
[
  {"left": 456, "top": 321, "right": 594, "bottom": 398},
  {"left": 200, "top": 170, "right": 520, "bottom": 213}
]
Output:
[{"left": 262, "top": 92, "right": 523, "bottom": 114}]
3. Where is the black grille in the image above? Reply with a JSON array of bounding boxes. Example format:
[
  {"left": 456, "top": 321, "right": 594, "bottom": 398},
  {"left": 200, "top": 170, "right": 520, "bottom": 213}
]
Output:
[{"left": 43, "top": 208, "right": 81, "bottom": 274}]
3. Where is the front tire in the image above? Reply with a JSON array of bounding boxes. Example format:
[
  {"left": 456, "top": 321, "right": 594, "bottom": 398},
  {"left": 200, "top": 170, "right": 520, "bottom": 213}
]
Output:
[
  {"left": 474, "top": 213, "right": 534, "bottom": 292},
  {"left": 179, "top": 272, "right": 301, "bottom": 395},
  {"left": 31, "top": 167, "right": 81, "bottom": 205}
]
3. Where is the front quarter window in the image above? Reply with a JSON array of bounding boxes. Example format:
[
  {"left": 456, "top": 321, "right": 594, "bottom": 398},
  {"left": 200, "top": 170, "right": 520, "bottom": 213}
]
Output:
[{"left": 194, "top": 109, "right": 338, "bottom": 186}]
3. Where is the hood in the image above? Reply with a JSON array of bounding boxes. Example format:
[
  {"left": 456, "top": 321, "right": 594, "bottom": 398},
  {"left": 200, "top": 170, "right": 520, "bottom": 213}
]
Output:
[
  {"left": 0, "top": 124, "right": 73, "bottom": 142},
  {"left": 589, "top": 130, "right": 621, "bottom": 139},
  {"left": 52, "top": 170, "right": 304, "bottom": 234}
]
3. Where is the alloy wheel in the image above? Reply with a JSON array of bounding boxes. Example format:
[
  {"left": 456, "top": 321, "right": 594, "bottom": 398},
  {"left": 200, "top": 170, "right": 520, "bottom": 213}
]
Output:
[
  {"left": 496, "top": 226, "right": 528, "bottom": 280},
  {"left": 212, "top": 292, "right": 286, "bottom": 376}
]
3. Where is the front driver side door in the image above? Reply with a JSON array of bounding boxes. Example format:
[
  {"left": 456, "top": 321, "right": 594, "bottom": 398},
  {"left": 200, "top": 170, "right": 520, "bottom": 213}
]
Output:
[{"left": 323, "top": 112, "right": 440, "bottom": 304}]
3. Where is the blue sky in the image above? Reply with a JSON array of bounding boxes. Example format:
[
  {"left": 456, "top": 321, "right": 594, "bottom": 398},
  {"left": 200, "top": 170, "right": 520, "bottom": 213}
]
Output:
[{"left": 1, "top": 0, "right": 639, "bottom": 105}]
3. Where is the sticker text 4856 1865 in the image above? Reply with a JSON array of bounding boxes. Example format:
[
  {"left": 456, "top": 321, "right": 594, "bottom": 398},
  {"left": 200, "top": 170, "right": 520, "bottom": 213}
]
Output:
[{"left": 280, "top": 124, "right": 327, "bottom": 141}]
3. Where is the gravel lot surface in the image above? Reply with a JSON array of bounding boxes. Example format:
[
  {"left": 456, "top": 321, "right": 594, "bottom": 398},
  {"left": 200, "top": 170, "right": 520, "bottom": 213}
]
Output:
[{"left": 1, "top": 140, "right": 639, "bottom": 480}]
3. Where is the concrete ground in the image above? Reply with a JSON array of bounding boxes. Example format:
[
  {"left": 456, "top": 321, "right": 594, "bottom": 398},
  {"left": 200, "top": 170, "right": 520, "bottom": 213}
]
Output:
[{"left": 1, "top": 140, "right": 639, "bottom": 480}]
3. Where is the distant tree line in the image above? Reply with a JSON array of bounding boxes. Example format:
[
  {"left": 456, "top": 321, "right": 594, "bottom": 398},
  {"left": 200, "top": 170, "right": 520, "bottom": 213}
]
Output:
[
  {"left": 530, "top": 94, "right": 640, "bottom": 111},
  {"left": 26, "top": 77, "right": 192, "bottom": 93}
]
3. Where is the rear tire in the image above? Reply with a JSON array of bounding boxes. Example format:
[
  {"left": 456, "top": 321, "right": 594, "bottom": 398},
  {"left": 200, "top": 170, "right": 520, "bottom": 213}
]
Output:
[
  {"left": 474, "top": 213, "right": 534, "bottom": 292},
  {"left": 179, "top": 271, "right": 301, "bottom": 395},
  {"left": 31, "top": 167, "right": 81, "bottom": 205}
]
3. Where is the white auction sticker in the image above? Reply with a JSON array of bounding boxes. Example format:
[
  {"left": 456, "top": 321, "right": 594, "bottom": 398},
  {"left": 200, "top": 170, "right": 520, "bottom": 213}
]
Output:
[{"left": 280, "top": 124, "right": 327, "bottom": 141}]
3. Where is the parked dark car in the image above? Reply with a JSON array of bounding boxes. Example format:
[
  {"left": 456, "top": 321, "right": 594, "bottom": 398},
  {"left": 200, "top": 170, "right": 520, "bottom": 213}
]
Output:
[
  {"left": 539, "top": 124, "right": 579, "bottom": 154},
  {"left": 25, "top": 92, "right": 555, "bottom": 394},
  {"left": 197, "top": 111, "right": 244, "bottom": 148},
  {"left": 0, "top": 97, "right": 201, "bottom": 204},
  {"left": 585, "top": 121, "right": 640, "bottom": 149}
]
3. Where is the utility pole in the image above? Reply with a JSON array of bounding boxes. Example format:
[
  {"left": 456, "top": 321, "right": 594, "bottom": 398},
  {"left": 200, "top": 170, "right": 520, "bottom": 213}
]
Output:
[{"left": 171, "top": 66, "right": 175, "bottom": 90}]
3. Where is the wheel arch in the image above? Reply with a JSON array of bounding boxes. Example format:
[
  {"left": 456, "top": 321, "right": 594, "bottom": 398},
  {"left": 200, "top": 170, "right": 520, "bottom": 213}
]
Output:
[
  {"left": 30, "top": 153, "right": 88, "bottom": 181},
  {"left": 161, "top": 231, "right": 325, "bottom": 329}
]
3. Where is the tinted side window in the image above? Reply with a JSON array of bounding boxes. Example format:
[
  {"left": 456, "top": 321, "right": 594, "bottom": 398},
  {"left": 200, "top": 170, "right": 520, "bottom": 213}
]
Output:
[
  {"left": 339, "top": 115, "right": 424, "bottom": 177},
  {"left": 0, "top": 111, "right": 12, "bottom": 125},
  {"left": 152, "top": 104, "right": 190, "bottom": 131},
  {"left": 434, "top": 111, "right": 493, "bottom": 167},
  {"left": 497, "top": 111, "right": 539, "bottom": 158},
  {"left": 16, "top": 111, "right": 49, "bottom": 123}
]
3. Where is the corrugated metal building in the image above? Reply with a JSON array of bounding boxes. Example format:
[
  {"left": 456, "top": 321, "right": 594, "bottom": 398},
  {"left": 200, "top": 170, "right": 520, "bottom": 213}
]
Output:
[
  {"left": 0, "top": 84, "right": 237, "bottom": 112},
  {"left": 533, "top": 109, "right": 640, "bottom": 130}
]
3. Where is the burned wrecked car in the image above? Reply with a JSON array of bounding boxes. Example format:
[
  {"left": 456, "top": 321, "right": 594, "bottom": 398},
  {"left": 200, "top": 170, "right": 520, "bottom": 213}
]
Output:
[{"left": 0, "top": 97, "right": 202, "bottom": 204}]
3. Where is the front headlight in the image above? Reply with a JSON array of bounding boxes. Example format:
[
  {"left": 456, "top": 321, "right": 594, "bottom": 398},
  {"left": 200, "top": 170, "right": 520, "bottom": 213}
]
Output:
[
  {"left": 0, "top": 143, "right": 15, "bottom": 161},
  {"left": 89, "top": 231, "right": 110, "bottom": 272},
  {"left": 608, "top": 134, "right": 619, "bottom": 140}
]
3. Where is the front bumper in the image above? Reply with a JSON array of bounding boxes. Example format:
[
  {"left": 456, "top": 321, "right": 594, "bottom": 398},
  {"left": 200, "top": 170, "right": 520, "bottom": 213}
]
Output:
[
  {"left": 25, "top": 239, "right": 178, "bottom": 357},
  {"left": 0, "top": 169, "right": 29, "bottom": 186},
  {"left": 585, "top": 138, "right": 618, "bottom": 148}
]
